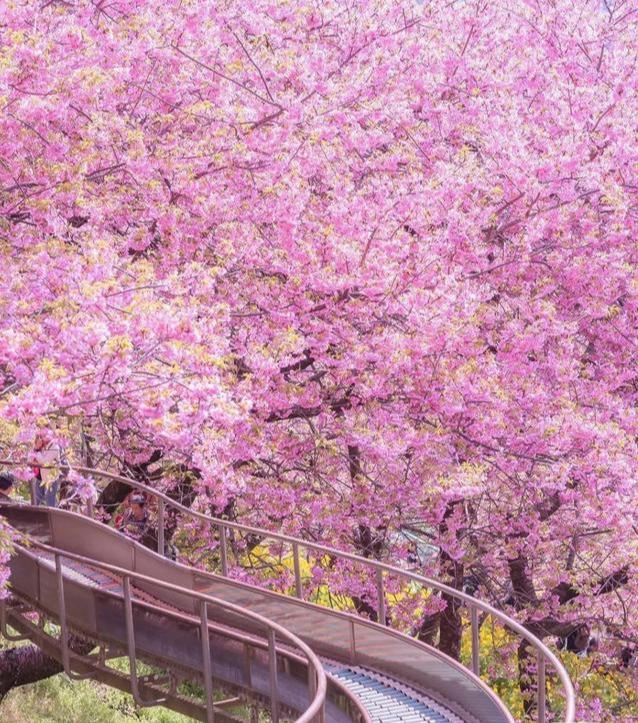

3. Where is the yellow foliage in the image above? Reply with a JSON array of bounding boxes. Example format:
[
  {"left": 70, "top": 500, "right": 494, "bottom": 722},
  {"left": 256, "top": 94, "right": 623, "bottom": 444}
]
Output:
[
  {"left": 39, "top": 358, "right": 67, "bottom": 381},
  {"left": 104, "top": 336, "right": 133, "bottom": 355}
]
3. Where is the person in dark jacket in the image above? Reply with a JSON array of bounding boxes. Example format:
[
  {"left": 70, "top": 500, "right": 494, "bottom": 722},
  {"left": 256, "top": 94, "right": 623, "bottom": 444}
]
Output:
[
  {"left": 116, "top": 493, "right": 149, "bottom": 541},
  {"left": 0, "top": 472, "right": 16, "bottom": 502}
]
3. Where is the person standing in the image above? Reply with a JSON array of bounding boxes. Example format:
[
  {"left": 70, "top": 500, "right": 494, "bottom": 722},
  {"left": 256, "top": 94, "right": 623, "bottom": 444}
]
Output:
[
  {"left": 0, "top": 472, "right": 16, "bottom": 503},
  {"left": 32, "top": 435, "right": 61, "bottom": 507},
  {"left": 116, "top": 493, "right": 149, "bottom": 542}
]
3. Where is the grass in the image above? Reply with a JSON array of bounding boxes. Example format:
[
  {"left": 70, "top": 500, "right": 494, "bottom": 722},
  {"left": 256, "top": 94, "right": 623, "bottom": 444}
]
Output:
[
  {"left": 0, "top": 635, "right": 193, "bottom": 722},
  {"left": 0, "top": 673, "right": 193, "bottom": 722},
  {"left": 0, "top": 637, "right": 263, "bottom": 722}
]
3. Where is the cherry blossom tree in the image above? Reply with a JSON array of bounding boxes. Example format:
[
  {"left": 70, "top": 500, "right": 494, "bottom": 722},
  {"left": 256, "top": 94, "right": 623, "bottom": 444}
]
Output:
[{"left": 1, "top": 0, "right": 638, "bottom": 718}]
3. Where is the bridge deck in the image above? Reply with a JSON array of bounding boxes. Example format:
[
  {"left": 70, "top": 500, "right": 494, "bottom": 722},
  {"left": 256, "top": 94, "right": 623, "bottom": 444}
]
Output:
[{"left": 0, "top": 503, "right": 515, "bottom": 722}]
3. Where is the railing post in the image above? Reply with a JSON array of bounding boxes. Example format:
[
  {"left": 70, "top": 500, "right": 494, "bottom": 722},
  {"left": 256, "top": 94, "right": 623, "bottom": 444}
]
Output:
[
  {"left": 87, "top": 497, "right": 94, "bottom": 519},
  {"left": 267, "top": 628, "right": 280, "bottom": 723},
  {"left": 470, "top": 605, "right": 480, "bottom": 675},
  {"left": 123, "top": 575, "right": 140, "bottom": 700},
  {"left": 293, "top": 542, "right": 302, "bottom": 598},
  {"left": 157, "top": 498, "right": 165, "bottom": 556},
  {"left": 123, "top": 576, "right": 166, "bottom": 707},
  {"left": 308, "top": 660, "right": 316, "bottom": 701},
  {"left": 219, "top": 524, "right": 228, "bottom": 576},
  {"left": 243, "top": 643, "right": 253, "bottom": 687},
  {"left": 54, "top": 554, "right": 94, "bottom": 680},
  {"left": 537, "top": 652, "right": 546, "bottom": 723},
  {"left": 376, "top": 567, "right": 386, "bottom": 625},
  {"left": 199, "top": 599, "right": 215, "bottom": 723},
  {"left": 349, "top": 619, "right": 356, "bottom": 664},
  {"left": 55, "top": 553, "right": 71, "bottom": 674},
  {"left": 308, "top": 664, "right": 324, "bottom": 723}
]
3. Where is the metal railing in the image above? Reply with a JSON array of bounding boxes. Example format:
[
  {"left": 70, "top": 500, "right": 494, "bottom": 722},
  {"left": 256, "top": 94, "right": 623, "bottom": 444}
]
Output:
[
  {"left": 0, "top": 461, "right": 576, "bottom": 722},
  {"left": 3, "top": 535, "right": 327, "bottom": 723}
]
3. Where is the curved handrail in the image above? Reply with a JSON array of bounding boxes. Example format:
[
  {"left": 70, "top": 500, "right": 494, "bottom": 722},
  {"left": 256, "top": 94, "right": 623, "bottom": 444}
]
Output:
[
  {"left": 0, "top": 460, "right": 576, "bottom": 722},
  {"left": 8, "top": 531, "right": 328, "bottom": 723}
]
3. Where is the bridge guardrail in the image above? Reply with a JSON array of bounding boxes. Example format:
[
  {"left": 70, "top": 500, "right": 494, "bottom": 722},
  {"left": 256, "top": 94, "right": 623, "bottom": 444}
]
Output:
[{"left": 0, "top": 460, "right": 576, "bottom": 722}]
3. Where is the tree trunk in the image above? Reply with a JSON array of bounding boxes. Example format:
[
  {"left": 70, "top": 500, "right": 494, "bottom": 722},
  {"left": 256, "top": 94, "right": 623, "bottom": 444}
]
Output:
[
  {"left": 415, "top": 610, "right": 440, "bottom": 645},
  {"left": 0, "top": 635, "right": 94, "bottom": 699},
  {"left": 437, "top": 501, "right": 465, "bottom": 661},
  {"left": 438, "top": 551, "right": 464, "bottom": 660},
  {"left": 517, "top": 639, "right": 537, "bottom": 719}
]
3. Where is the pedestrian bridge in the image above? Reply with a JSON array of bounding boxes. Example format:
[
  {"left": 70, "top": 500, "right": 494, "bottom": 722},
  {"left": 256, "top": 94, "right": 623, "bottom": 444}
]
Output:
[{"left": 0, "top": 466, "right": 575, "bottom": 723}]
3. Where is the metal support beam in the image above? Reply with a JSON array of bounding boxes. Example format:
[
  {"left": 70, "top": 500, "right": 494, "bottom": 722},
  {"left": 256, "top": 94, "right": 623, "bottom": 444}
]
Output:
[
  {"left": 219, "top": 524, "right": 228, "bottom": 576},
  {"left": 349, "top": 619, "right": 356, "bottom": 665},
  {"left": 123, "top": 575, "right": 166, "bottom": 707},
  {"left": 293, "top": 542, "right": 302, "bottom": 598},
  {"left": 376, "top": 568, "right": 386, "bottom": 625},
  {"left": 308, "top": 664, "right": 324, "bottom": 723},
  {"left": 268, "top": 628, "right": 280, "bottom": 723},
  {"left": 157, "top": 498, "right": 165, "bottom": 556},
  {"left": 55, "top": 553, "right": 94, "bottom": 680},
  {"left": 243, "top": 643, "right": 252, "bottom": 687},
  {"left": 470, "top": 605, "right": 480, "bottom": 676},
  {"left": 199, "top": 600, "right": 215, "bottom": 723}
]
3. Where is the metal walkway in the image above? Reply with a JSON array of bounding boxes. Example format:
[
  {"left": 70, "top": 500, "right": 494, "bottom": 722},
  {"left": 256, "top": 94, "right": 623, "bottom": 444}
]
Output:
[
  {"left": 0, "top": 464, "right": 576, "bottom": 723},
  {"left": 324, "top": 666, "right": 464, "bottom": 723}
]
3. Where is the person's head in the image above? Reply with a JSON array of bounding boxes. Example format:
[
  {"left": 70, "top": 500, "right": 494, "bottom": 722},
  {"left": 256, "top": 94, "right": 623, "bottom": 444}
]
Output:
[
  {"left": 129, "top": 493, "right": 146, "bottom": 518},
  {"left": 0, "top": 473, "right": 15, "bottom": 495},
  {"left": 34, "top": 434, "right": 47, "bottom": 451}
]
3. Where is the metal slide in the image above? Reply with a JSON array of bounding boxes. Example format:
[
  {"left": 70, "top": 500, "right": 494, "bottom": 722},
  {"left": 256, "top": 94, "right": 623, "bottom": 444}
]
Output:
[{"left": 0, "top": 466, "right": 576, "bottom": 723}]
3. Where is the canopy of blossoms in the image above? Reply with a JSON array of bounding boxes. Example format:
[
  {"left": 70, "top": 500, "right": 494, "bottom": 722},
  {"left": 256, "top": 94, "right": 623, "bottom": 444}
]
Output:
[{"left": 1, "top": 1, "right": 637, "bottom": 719}]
